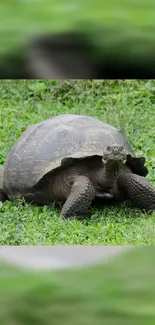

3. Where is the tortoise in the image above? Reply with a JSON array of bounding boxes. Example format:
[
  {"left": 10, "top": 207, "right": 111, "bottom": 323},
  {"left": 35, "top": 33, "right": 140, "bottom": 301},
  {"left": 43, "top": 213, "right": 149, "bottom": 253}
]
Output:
[{"left": 0, "top": 114, "right": 154, "bottom": 218}]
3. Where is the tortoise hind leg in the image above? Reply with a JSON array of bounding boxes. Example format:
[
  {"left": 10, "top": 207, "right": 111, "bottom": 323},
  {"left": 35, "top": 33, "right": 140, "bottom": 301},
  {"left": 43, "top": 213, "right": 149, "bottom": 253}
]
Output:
[
  {"left": 0, "top": 190, "right": 8, "bottom": 206},
  {"left": 61, "top": 175, "right": 96, "bottom": 218},
  {"left": 117, "top": 173, "right": 155, "bottom": 210},
  {"left": 0, "top": 167, "right": 8, "bottom": 207}
]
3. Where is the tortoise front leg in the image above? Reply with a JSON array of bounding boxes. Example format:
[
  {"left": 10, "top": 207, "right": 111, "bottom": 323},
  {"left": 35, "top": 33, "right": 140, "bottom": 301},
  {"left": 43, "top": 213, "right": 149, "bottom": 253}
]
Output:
[
  {"left": 61, "top": 176, "right": 96, "bottom": 218},
  {"left": 117, "top": 173, "right": 155, "bottom": 210}
]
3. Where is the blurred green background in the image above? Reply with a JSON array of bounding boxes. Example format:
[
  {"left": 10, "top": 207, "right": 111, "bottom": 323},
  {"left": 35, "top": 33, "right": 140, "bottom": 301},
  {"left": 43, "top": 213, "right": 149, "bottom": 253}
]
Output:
[
  {"left": 1, "top": 247, "right": 155, "bottom": 325},
  {"left": 1, "top": 0, "right": 155, "bottom": 69}
]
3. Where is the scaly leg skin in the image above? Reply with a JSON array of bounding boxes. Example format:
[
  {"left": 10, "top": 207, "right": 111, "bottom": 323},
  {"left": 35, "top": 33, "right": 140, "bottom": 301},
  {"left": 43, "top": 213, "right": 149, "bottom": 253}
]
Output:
[
  {"left": 117, "top": 173, "right": 155, "bottom": 210},
  {"left": 61, "top": 176, "right": 96, "bottom": 219}
]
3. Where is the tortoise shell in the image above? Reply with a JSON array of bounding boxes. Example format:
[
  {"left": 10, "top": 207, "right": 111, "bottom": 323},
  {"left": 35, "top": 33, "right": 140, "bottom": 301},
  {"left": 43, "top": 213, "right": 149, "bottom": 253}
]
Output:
[{"left": 3, "top": 114, "right": 147, "bottom": 199}]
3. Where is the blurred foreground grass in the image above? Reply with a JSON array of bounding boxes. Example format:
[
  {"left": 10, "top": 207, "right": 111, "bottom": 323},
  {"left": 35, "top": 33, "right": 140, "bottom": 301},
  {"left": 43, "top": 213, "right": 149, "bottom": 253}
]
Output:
[
  {"left": 1, "top": 247, "right": 155, "bottom": 325},
  {"left": 0, "top": 79, "right": 155, "bottom": 245}
]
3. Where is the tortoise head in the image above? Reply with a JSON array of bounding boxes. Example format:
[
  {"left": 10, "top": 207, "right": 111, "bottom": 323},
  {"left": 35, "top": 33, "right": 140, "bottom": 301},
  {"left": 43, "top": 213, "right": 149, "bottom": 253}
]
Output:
[{"left": 103, "top": 144, "right": 127, "bottom": 163}]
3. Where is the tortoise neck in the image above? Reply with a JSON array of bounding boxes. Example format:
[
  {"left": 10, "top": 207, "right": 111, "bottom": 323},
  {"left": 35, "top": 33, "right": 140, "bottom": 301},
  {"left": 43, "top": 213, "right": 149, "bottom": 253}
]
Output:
[
  {"left": 98, "top": 160, "right": 123, "bottom": 190},
  {"left": 104, "top": 160, "right": 123, "bottom": 175}
]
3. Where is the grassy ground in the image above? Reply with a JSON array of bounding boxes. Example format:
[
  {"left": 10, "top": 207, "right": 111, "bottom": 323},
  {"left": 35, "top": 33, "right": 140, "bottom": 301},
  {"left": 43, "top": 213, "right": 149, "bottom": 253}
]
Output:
[
  {"left": 1, "top": 247, "right": 155, "bottom": 325},
  {"left": 0, "top": 79, "right": 155, "bottom": 245}
]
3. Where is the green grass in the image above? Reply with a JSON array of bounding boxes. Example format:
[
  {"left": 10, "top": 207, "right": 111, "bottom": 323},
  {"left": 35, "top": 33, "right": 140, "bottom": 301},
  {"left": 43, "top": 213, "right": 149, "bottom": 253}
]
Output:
[
  {"left": 1, "top": 247, "right": 155, "bottom": 325},
  {"left": 0, "top": 79, "right": 155, "bottom": 245}
]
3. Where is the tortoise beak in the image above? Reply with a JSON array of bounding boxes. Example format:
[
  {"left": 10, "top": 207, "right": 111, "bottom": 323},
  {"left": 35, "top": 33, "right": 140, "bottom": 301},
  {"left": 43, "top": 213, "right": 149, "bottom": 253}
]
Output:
[{"left": 103, "top": 159, "right": 108, "bottom": 164}]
